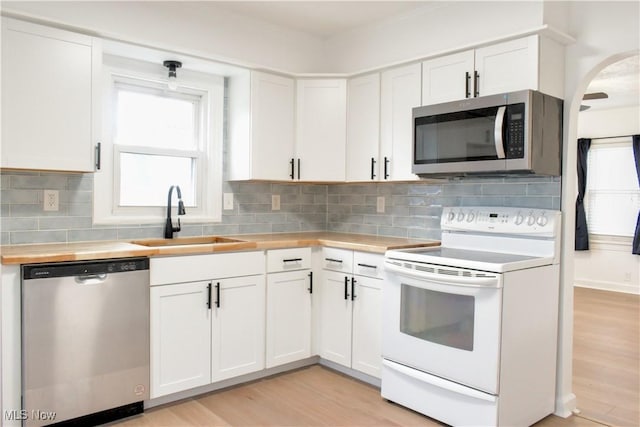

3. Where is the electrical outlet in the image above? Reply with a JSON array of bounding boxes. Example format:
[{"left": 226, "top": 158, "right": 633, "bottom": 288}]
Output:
[
  {"left": 223, "top": 193, "right": 234, "bottom": 210},
  {"left": 376, "top": 196, "right": 385, "bottom": 213},
  {"left": 624, "top": 272, "right": 632, "bottom": 282},
  {"left": 43, "top": 190, "right": 59, "bottom": 212},
  {"left": 272, "top": 194, "right": 281, "bottom": 211}
]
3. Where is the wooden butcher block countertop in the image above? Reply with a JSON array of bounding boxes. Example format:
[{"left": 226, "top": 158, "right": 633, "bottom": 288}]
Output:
[{"left": 0, "top": 232, "right": 439, "bottom": 265}]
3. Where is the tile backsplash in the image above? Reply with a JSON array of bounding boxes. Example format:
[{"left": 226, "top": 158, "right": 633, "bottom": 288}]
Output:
[{"left": 0, "top": 170, "right": 560, "bottom": 245}]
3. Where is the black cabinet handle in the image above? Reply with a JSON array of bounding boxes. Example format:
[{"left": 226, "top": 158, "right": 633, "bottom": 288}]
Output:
[
  {"left": 297, "top": 158, "right": 301, "bottom": 180},
  {"left": 474, "top": 70, "right": 480, "bottom": 97},
  {"left": 215, "top": 282, "right": 220, "bottom": 308},
  {"left": 207, "top": 282, "right": 212, "bottom": 309},
  {"left": 290, "top": 158, "right": 295, "bottom": 180},
  {"left": 344, "top": 276, "right": 349, "bottom": 300},
  {"left": 95, "top": 142, "right": 101, "bottom": 171},
  {"left": 283, "top": 258, "right": 303, "bottom": 263},
  {"left": 370, "top": 157, "right": 376, "bottom": 180},
  {"left": 384, "top": 157, "right": 390, "bottom": 180},
  {"left": 465, "top": 72, "right": 471, "bottom": 98},
  {"left": 325, "top": 258, "right": 343, "bottom": 263},
  {"left": 357, "top": 263, "right": 377, "bottom": 269},
  {"left": 351, "top": 277, "right": 356, "bottom": 301},
  {"left": 308, "top": 271, "right": 313, "bottom": 294}
]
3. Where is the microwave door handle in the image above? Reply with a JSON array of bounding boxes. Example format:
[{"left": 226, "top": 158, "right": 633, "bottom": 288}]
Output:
[{"left": 494, "top": 106, "right": 507, "bottom": 159}]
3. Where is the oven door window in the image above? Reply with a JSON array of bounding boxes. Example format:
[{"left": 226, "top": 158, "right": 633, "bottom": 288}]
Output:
[
  {"left": 414, "top": 106, "right": 502, "bottom": 164},
  {"left": 400, "top": 284, "right": 475, "bottom": 351}
]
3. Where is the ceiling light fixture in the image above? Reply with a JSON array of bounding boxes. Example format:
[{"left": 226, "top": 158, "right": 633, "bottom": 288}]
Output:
[{"left": 163, "top": 60, "right": 182, "bottom": 91}]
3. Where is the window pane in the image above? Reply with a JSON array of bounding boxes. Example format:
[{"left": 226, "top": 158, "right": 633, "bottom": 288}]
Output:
[
  {"left": 119, "top": 152, "right": 196, "bottom": 207},
  {"left": 115, "top": 88, "right": 198, "bottom": 150}
]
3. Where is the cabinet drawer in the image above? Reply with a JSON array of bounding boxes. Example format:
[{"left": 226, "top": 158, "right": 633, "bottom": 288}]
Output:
[
  {"left": 353, "top": 252, "right": 384, "bottom": 279},
  {"left": 321, "top": 247, "right": 353, "bottom": 273},
  {"left": 267, "top": 247, "right": 312, "bottom": 273},
  {"left": 150, "top": 251, "right": 265, "bottom": 285}
]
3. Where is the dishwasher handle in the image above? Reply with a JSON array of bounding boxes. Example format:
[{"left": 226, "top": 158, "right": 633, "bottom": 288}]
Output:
[{"left": 75, "top": 273, "right": 108, "bottom": 285}]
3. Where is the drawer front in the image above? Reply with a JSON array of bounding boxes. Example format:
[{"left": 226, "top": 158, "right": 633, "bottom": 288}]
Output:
[
  {"left": 353, "top": 251, "right": 384, "bottom": 279},
  {"left": 150, "top": 251, "right": 265, "bottom": 285},
  {"left": 267, "top": 247, "right": 312, "bottom": 273},
  {"left": 321, "top": 247, "right": 353, "bottom": 273}
]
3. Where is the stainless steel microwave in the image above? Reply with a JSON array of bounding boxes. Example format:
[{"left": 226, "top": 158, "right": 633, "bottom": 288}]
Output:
[{"left": 412, "top": 90, "right": 563, "bottom": 176}]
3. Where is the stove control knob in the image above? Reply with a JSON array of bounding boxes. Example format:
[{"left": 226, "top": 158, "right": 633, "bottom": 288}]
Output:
[
  {"left": 514, "top": 212, "right": 524, "bottom": 225},
  {"left": 527, "top": 212, "right": 536, "bottom": 226},
  {"left": 457, "top": 211, "right": 465, "bottom": 222},
  {"left": 447, "top": 211, "right": 455, "bottom": 222},
  {"left": 466, "top": 211, "right": 475, "bottom": 222},
  {"left": 537, "top": 213, "right": 548, "bottom": 227}
]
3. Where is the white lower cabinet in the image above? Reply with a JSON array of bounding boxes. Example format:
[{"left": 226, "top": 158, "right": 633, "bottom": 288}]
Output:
[{"left": 320, "top": 249, "right": 383, "bottom": 378}]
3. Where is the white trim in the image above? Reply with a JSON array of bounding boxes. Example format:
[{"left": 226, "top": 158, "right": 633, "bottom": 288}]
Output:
[
  {"left": 94, "top": 55, "right": 223, "bottom": 225},
  {"left": 575, "top": 281, "right": 640, "bottom": 295}
]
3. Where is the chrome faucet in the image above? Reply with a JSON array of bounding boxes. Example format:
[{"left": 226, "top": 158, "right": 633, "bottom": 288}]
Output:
[{"left": 164, "top": 185, "right": 186, "bottom": 239}]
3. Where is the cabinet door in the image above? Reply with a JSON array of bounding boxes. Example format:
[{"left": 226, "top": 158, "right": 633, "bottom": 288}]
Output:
[
  {"left": 266, "top": 270, "right": 312, "bottom": 368},
  {"left": 250, "top": 71, "right": 295, "bottom": 180},
  {"left": 151, "top": 282, "right": 211, "bottom": 398},
  {"left": 319, "top": 270, "right": 352, "bottom": 367},
  {"left": 346, "top": 73, "right": 381, "bottom": 182},
  {"left": 212, "top": 274, "right": 265, "bottom": 382},
  {"left": 296, "top": 79, "right": 347, "bottom": 181},
  {"left": 380, "top": 64, "right": 421, "bottom": 181},
  {"left": 474, "top": 36, "right": 538, "bottom": 97},
  {"left": 1, "top": 18, "right": 98, "bottom": 172},
  {"left": 351, "top": 276, "right": 382, "bottom": 378},
  {"left": 422, "top": 50, "right": 475, "bottom": 105}
]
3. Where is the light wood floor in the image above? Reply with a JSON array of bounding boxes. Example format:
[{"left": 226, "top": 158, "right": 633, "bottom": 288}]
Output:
[
  {"left": 572, "top": 287, "right": 639, "bottom": 426},
  {"left": 110, "top": 287, "right": 639, "bottom": 427}
]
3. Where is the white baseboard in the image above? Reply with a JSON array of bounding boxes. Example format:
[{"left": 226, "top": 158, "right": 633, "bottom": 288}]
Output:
[
  {"left": 574, "top": 281, "right": 639, "bottom": 295},
  {"left": 554, "top": 392, "right": 576, "bottom": 418}
]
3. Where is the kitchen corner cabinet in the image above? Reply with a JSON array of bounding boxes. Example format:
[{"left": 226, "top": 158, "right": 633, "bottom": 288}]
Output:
[
  {"left": 319, "top": 248, "right": 383, "bottom": 378},
  {"left": 1, "top": 18, "right": 100, "bottom": 172},
  {"left": 346, "top": 73, "right": 381, "bottom": 182},
  {"left": 150, "top": 251, "right": 265, "bottom": 398},
  {"left": 228, "top": 71, "right": 295, "bottom": 180},
  {"left": 380, "top": 63, "right": 421, "bottom": 182},
  {"left": 296, "top": 79, "right": 347, "bottom": 181},
  {"left": 421, "top": 35, "right": 564, "bottom": 105},
  {"left": 266, "top": 248, "right": 313, "bottom": 368}
]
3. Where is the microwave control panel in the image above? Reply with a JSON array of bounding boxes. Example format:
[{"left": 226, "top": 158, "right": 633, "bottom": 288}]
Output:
[{"left": 505, "top": 103, "right": 525, "bottom": 159}]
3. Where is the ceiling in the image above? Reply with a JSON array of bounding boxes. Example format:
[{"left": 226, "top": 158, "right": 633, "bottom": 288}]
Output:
[
  {"left": 583, "top": 55, "right": 640, "bottom": 111},
  {"left": 211, "top": 1, "right": 433, "bottom": 38}
]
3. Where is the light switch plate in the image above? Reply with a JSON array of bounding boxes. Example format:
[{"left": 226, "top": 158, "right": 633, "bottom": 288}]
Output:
[
  {"left": 376, "top": 196, "right": 385, "bottom": 213},
  {"left": 43, "top": 190, "right": 59, "bottom": 211},
  {"left": 223, "top": 193, "right": 234, "bottom": 210},
  {"left": 272, "top": 194, "right": 281, "bottom": 211}
]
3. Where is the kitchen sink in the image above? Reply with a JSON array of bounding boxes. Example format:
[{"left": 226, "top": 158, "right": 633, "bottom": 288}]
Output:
[{"left": 132, "top": 236, "right": 246, "bottom": 247}]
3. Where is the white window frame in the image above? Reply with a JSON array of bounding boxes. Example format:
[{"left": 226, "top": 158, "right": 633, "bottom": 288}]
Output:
[{"left": 94, "top": 55, "right": 223, "bottom": 224}]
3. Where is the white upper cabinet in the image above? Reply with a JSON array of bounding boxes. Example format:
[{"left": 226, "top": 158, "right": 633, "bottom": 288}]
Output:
[
  {"left": 1, "top": 18, "right": 100, "bottom": 172},
  {"left": 296, "top": 79, "right": 347, "bottom": 181},
  {"left": 422, "top": 35, "right": 564, "bottom": 105},
  {"left": 229, "top": 71, "right": 295, "bottom": 180},
  {"left": 380, "top": 63, "right": 421, "bottom": 182},
  {"left": 346, "top": 73, "right": 381, "bottom": 182}
]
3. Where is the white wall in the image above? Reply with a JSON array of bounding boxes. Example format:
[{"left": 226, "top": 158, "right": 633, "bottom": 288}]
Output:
[
  {"left": 0, "top": 1, "right": 326, "bottom": 74},
  {"left": 574, "top": 105, "right": 640, "bottom": 295}
]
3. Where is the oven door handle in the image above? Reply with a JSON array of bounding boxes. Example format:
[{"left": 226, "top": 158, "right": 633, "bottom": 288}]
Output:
[
  {"left": 384, "top": 261, "right": 501, "bottom": 288},
  {"left": 383, "top": 359, "right": 497, "bottom": 403}
]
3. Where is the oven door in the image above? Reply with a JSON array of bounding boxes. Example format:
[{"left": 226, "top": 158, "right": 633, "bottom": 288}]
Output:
[{"left": 383, "top": 260, "right": 502, "bottom": 394}]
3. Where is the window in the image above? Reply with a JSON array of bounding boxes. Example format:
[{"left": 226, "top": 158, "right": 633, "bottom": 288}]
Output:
[
  {"left": 94, "top": 55, "right": 223, "bottom": 224},
  {"left": 585, "top": 137, "right": 640, "bottom": 237}
]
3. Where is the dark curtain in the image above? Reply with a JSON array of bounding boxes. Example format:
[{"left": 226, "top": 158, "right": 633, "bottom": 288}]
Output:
[
  {"left": 575, "top": 138, "right": 591, "bottom": 250},
  {"left": 633, "top": 135, "right": 640, "bottom": 254}
]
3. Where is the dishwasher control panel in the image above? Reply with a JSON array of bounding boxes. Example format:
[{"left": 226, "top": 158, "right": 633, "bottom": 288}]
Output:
[{"left": 23, "top": 257, "right": 149, "bottom": 280}]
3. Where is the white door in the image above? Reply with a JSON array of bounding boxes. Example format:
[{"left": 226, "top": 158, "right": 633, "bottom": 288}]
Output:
[
  {"left": 266, "top": 270, "right": 312, "bottom": 368},
  {"left": 474, "top": 35, "right": 538, "bottom": 97},
  {"left": 1, "top": 18, "right": 98, "bottom": 172},
  {"left": 351, "top": 276, "right": 382, "bottom": 378},
  {"left": 319, "top": 270, "right": 352, "bottom": 367},
  {"left": 422, "top": 50, "right": 475, "bottom": 105},
  {"left": 346, "top": 73, "right": 381, "bottom": 181},
  {"left": 150, "top": 281, "right": 211, "bottom": 398},
  {"left": 250, "top": 71, "right": 295, "bottom": 180},
  {"left": 296, "top": 79, "right": 347, "bottom": 181},
  {"left": 212, "top": 275, "right": 266, "bottom": 382},
  {"left": 380, "top": 63, "right": 421, "bottom": 181}
]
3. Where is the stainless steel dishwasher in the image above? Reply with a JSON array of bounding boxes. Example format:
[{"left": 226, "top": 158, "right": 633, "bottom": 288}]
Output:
[{"left": 22, "top": 258, "right": 150, "bottom": 427}]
